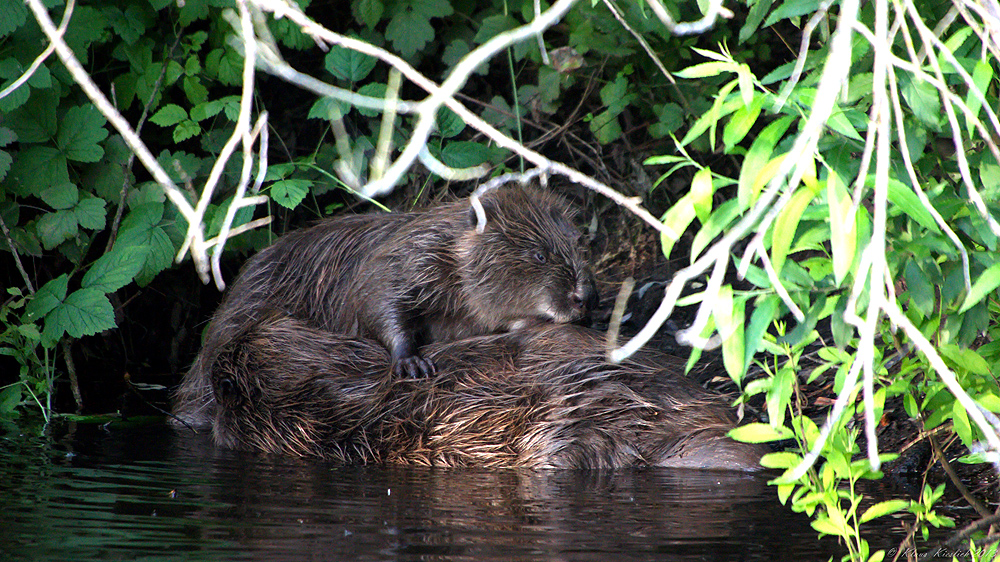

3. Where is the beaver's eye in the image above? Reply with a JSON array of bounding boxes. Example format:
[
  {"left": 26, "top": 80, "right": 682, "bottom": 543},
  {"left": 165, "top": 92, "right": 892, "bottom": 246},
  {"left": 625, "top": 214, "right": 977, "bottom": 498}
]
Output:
[{"left": 534, "top": 249, "right": 547, "bottom": 264}]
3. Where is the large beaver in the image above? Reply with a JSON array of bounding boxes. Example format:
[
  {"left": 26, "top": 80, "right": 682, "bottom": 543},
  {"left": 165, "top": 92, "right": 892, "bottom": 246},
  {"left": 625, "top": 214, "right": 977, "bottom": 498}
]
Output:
[
  {"left": 176, "top": 316, "right": 764, "bottom": 470},
  {"left": 180, "top": 185, "right": 597, "bottom": 415}
]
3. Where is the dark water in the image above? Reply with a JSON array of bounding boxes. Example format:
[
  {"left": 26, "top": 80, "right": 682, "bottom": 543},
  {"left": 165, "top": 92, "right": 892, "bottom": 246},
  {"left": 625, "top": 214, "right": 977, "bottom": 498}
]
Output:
[{"left": 1, "top": 423, "right": 865, "bottom": 561}]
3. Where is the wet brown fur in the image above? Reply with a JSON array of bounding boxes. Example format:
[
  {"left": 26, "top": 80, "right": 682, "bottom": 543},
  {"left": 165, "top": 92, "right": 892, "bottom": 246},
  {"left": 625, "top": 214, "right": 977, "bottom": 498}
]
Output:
[
  {"left": 186, "top": 317, "right": 764, "bottom": 470},
  {"left": 174, "top": 186, "right": 597, "bottom": 423}
]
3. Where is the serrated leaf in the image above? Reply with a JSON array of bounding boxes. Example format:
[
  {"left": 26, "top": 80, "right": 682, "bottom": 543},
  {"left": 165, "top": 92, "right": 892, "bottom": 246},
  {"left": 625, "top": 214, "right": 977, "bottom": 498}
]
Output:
[
  {"left": 24, "top": 274, "right": 69, "bottom": 322},
  {"left": 190, "top": 100, "right": 224, "bottom": 122},
  {"left": 938, "top": 343, "right": 991, "bottom": 375},
  {"left": 308, "top": 97, "right": 347, "bottom": 121},
  {"left": 0, "top": 0, "right": 28, "bottom": 38},
  {"left": 325, "top": 44, "right": 376, "bottom": 82},
  {"left": 40, "top": 182, "right": 80, "bottom": 210},
  {"left": 960, "top": 261, "right": 1000, "bottom": 313},
  {"left": 82, "top": 245, "right": 147, "bottom": 293},
  {"left": 150, "top": 104, "right": 188, "bottom": 127},
  {"left": 440, "top": 141, "right": 488, "bottom": 168},
  {"left": 7, "top": 146, "right": 69, "bottom": 197},
  {"left": 183, "top": 76, "right": 209, "bottom": 105},
  {"left": 0, "top": 149, "right": 10, "bottom": 182},
  {"left": 356, "top": 83, "right": 387, "bottom": 118},
  {"left": 7, "top": 88, "right": 58, "bottom": 142},
  {"left": 74, "top": 197, "right": 107, "bottom": 231},
  {"left": 411, "top": 0, "right": 454, "bottom": 18},
  {"left": 42, "top": 288, "right": 116, "bottom": 347},
  {"left": 354, "top": 0, "right": 384, "bottom": 28},
  {"left": 727, "top": 422, "right": 794, "bottom": 443},
  {"left": 473, "top": 14, "right": 518, "bottom": 44},
  {"left": 116, "top": 202, "right": 173, "bottom": 286},
  {"left": 37, "top": 210, "right": 79, "bottom": 250},
  {"left": 436, "top": 107, "right": 465, "bottom": 138},
  {"left": 270, "top": 179, "right": 312, "bottom": 209},
  {"left": 904, "top": 259, "right": 934, "bottom": 317},
  {"left": 172, "top": 120, "right": 200, "bottom": 143},
  {"left": 57, "top": 105, "right": 109, "bottom": 163},
  {"left": 385, "top": 9, "right": 433, "bottom": 58}
]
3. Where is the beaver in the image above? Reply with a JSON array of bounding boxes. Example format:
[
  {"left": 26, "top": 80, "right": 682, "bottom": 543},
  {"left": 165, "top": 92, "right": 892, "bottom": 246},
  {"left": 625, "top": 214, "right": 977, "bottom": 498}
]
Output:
[
  {"left": 177, "top": 315, "right": 764, "bottom": 471},
  {"left": 179, "top": 185, "right": 597, "bottom": 418}
]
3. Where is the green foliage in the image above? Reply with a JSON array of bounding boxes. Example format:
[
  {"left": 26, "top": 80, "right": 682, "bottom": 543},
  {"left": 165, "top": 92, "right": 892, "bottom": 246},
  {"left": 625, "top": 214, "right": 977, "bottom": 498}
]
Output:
[{"left": 657, "top": 2, "right": 1000, "bottom": 556}]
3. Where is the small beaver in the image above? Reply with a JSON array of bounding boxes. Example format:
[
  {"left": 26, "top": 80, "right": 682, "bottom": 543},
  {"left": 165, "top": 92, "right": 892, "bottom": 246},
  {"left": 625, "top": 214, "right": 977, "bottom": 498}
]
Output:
[
  {"left": 177, "top": 316, "right": 764, "bottom": 471},
  {"left": 184, "top": 185, "right": 597, "bottom": 396}
]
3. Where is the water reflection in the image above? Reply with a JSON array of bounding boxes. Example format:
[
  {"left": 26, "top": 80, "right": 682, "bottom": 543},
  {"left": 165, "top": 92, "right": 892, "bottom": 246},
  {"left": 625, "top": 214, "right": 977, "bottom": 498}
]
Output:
[{"left": 2, "top": 423, "right": 845, "bottom": 561}]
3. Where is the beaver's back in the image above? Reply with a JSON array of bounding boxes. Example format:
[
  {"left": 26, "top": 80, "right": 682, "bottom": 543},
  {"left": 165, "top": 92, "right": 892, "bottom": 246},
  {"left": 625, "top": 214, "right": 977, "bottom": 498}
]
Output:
[{"left": 190, "top": 317, "right": 764, "bottom": 470}]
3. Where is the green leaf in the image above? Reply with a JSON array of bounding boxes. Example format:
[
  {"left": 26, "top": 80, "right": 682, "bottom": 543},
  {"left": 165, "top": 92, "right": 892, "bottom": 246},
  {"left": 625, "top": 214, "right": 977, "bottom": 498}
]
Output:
[
  {"left": 659, "top": 194, "right": 697, "bottom": 259},
  {"left": 57, "top": 105, "right": 109, "bottom": 163},
  {"left": 767, "top": 367, "right": 794, "bottom": 428},
  {"left": 723, "top": 95, "right": 764, "bottom": 151},
  {"left": 325, "top": 44, "right": 377, "bottom": 82},
  {"left": 952, "top": 401, "right": 972, "bottom": 444},
  {"left": 715, "top": 288, "right": 746, "bottom": 382},
  {"left": 42, "top": 288, "right": 116, "bottom": 347},
  {"left": 270, "top": 179, "right": 312, "bottom": 210},
  {"left": 356, "top": 83, "right": 387, "bottom": 118},
  {"left": 771, "top": 182, "right": 820, "bottom": 274},
  {"left": 411, "top": 0, "right": 454, "bottom": 19},
  {"left": 901, "top": 74, "right": 941, "bottom": 129},
  {"left": 0, "top": 0, "right": 28, "bottom": 38},
  {"left": 690, "top": 166, "right": 714, "bottom": 224},
  {"left": 885, "top": 179, "right": 940, "bottom": 233},
  {"left": 674, "top": 61, "right": 738, "bottom": 79},
  {"left": 385, "top": 9, "right": 434, "bottom": 58},
  {"left": 436, "top": 107, "right": 465, "bottom": 138},
  {"left": 440, "top": 141, "right": 488, "bottom": 168},
  {"left": 904, "top": 259, "right": 934, "bottom": 317},
  {"left": 36, "top": 210, "right": 79, "bottom": 250},
  {"left": 81, "top": 245, "right": 147, "bottom": 293},
  {"left": 764, "top": 0, "right": 823, "bottom": 27},
  {"left": 938, "top": 343, "right": 991, "bottom": 375},
  {"left": 690, "top": 198, "right": 743, "bottom": 260},
  {"left": 811, "top": 515, "right": 848, "bottom": 538},
  {"left": 7, "top": 146, "right": 69, "bottom": 196},
  {"left": 727, "top": 422, "right": 794, "bottom": 443},
  {"left": 354, "top": 0, "right": 384, "bottom": 28},
  {"left": 960, "top": 261, "right": 1000, "bottom": 313},
  {"left": 190, "top": 100, "right": 224, "bottom": 122},
  {"left": 150, "top": 104, "right": 188, "bottom": 127},
  {"left": 826, "top": 169, "right": 857, "bottom": 285},
  {"left": 40, "top": 182, "right": 80, "bottom": 210},
  {"left": 116, "top": 202, "right": 174, "bottom": 286},
  {"left": 738, "top": 117, "right": 795, "bottom": 208},
  {"left": 24, "top": 274, "right": 69, "bottom": 322},
  {"left": 759, "top": 451, "right": 802, "bottom": 469},
  {"left": 7, "top": 88, "right": 58, "bottom": 142},
  {"left": 74, "top": 197, "right": 107, "bottom": 231},
  {"left": 308, "top": 97, "right": 347, "bottom": 121},
  {"left": 739, "top": 0, "right": 773, "bottom": 42},
  {"left": 744, "top": 295, "right": 779, "bottom": 378},
  {"left": 966, "top": 60, "right": 993, "bottom": 137},
  {"left": 473, "top": 14, "right": 518, "bottom": 44},
  {"left": 172, "top": 120, "right": 201, "bottom": 143}
]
